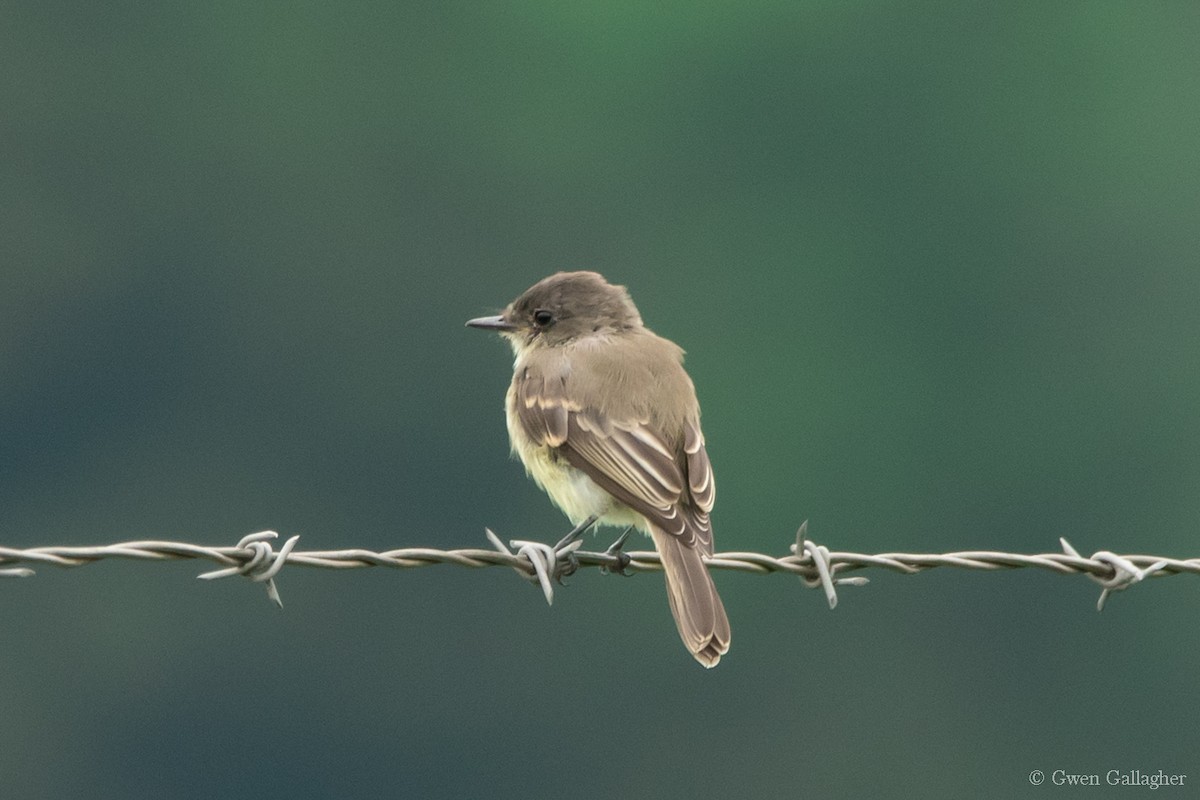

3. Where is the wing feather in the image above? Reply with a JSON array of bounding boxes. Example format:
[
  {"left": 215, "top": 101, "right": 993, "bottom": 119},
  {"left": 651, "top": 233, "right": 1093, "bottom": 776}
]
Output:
[
  {"left": 514, "top": 360, "right": 714, "bottom": 553},
  {"left": 683, "top": 418, "right": 715, "bottom": 513}
]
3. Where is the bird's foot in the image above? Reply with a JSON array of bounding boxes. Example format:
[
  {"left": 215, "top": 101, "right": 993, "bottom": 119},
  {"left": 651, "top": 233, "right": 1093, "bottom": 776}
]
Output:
[
  {"left": 599, "top": 526, "right": 635, "bottom": 576},
  {"left": 553, "top": 516, "right": 597, "bottom": 583}
]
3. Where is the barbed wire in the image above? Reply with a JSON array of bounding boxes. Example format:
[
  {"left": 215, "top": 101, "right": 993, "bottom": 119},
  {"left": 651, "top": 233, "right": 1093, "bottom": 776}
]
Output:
[{"left": 0, "top": 522, "right": 1195, "bottom": 612}]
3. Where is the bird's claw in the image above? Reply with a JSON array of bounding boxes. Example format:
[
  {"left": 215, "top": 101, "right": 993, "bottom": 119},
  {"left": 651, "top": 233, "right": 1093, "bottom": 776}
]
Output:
[
  {"left": 600, "top": 526, "right": 635, "bottom": 577},
  {"left": 556, "top": 550, "right": 580, "bottom": 583},
  {"left": 550, "top": 516, "right": 595, "bottom": 584}
]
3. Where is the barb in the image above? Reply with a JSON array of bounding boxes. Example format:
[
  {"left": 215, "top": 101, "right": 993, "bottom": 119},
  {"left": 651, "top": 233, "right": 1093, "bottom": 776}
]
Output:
[
  {"left": 485, "top": 516, "right": 592, "bottom": 605},
  {"left": 1, "top": 529, "right": 1198, "bottom": 612},
  {"left": 196, "top": 531, "right": 300, "bottom": 608},
  {"left": 1059, "top": 537, "right": 1170, "bottom": 611},
  {"left": 790, "top": 520, "right": 870, "bottom": 609}
]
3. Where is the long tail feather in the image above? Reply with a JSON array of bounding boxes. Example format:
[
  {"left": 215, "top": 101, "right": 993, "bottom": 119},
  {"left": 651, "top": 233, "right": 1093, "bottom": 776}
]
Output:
[{"left": 650, "top": 527, "right": 731, "bottom": 667}]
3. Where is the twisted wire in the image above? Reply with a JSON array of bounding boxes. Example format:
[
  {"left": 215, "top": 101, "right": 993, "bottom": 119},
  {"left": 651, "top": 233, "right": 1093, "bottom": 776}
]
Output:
[{"left": 0, "top": 528, "right": 1196, "bottom": 610}]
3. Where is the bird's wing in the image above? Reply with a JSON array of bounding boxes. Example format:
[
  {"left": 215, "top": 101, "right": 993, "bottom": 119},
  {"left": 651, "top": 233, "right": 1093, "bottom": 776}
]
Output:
[{"left": 514, "top": 366, "right": 714, "bottom": 554}]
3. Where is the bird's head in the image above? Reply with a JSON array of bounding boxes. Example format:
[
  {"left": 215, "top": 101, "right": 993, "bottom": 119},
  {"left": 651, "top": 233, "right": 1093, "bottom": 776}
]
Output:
[{"left": 466, "top": 271, "right": 643, "bottom": 350}]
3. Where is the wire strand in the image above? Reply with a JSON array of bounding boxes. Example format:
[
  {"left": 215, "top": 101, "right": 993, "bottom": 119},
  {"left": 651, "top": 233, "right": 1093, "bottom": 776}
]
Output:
[{"left": 0, "top": 527, "right": 1195, "bottom": 610}]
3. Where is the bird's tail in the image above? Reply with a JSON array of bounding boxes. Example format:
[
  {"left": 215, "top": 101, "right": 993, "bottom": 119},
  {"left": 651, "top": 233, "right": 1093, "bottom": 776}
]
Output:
[{"left": 650, "top": 527, "right": 731, "bottom": 668}]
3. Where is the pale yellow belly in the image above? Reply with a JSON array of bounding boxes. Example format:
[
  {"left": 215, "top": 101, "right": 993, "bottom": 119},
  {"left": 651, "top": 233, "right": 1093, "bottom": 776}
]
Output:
[{"left": 505, "top": 389, "right": 647, "bottom": 531}]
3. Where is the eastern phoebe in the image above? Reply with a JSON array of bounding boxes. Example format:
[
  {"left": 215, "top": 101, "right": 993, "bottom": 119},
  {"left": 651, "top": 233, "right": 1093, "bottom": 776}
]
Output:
[{"left": 467, "top": 271, "right": 731, "bottom": 667}]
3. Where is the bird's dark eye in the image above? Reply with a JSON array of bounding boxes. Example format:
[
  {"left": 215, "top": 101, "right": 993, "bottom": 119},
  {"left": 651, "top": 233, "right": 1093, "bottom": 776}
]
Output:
[{"left": 533, "top": 309, "right": 554, "bottom": 326}]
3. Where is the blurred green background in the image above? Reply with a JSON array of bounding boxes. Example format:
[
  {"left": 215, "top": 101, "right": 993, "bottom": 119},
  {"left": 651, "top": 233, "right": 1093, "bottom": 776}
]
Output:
[{"left": 3, "top": 2, "right": 1199, "bottom": 797}]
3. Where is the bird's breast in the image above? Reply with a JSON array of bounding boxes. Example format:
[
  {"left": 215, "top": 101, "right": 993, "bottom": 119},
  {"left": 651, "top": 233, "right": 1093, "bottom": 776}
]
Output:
[{"left": 504, "top": 383, "right": 645, "bottom": 530}]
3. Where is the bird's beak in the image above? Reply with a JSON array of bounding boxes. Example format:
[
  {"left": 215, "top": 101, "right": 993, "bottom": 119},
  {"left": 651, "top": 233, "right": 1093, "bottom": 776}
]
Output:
[{"left": 465, "top": 314, "right": 517, "bottom": 332}]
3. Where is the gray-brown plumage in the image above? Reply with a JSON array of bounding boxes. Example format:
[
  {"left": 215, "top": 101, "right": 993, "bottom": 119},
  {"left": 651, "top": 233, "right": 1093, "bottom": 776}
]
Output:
[{"left": 466, "top": 271, "right": 730, "bottom": 667}]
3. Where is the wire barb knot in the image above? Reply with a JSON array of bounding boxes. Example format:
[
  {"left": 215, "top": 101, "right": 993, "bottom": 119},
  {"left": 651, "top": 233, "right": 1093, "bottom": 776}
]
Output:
[
  {"left": 196, "top": 530, "right": 300, "bottom": 608},
  {"left": 1059, "top": 538, "right": 1169, "bottom": 611},
  {"left": 791, "top": 521, "right": 869, "bottom": 610},
  {"left": 485, "top": 528, "right": 585, "bottom": 606}
]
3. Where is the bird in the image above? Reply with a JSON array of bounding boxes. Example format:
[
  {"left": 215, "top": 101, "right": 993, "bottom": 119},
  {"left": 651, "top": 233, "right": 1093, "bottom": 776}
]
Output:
[{"left": 466, "top": 271, "right": 730, "bottom": 667}]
